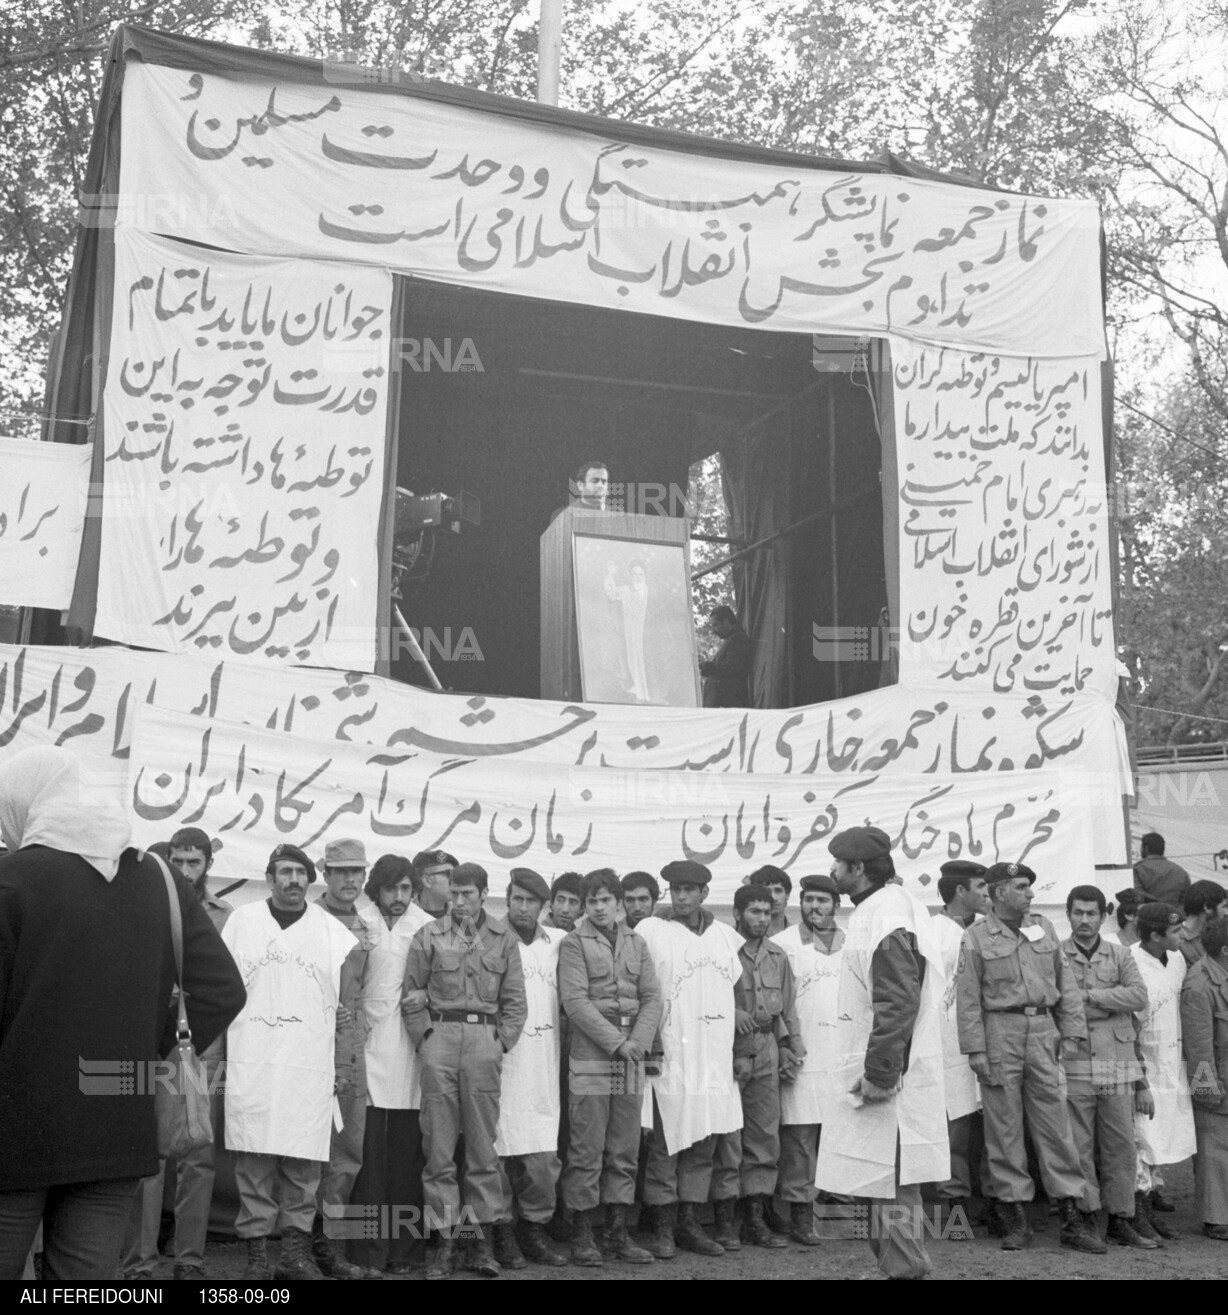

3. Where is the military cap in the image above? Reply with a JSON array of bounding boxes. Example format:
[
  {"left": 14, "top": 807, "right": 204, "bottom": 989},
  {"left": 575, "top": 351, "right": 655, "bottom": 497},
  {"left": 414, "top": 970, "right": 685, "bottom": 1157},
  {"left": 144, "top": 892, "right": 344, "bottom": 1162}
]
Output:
[
  {"left": 940, "top": 859, "right": 987, "bottom": 879},
  {"left": 827, "top": 826, "right": 892, "bottom": 863},
  {"left": 984, "top": 861, "right": 1035, "bottom": 888},
  {"left": 1136, "top": 901, "right": 1181, "bottom": 934},
  {"left": 508, "top": 866, "right": 550, "bottom": 904},
  {"left": 799, "top": 873, "right": 839, "bottom": 897},
  {"left": 660, "top": 859, "right": 712, "bottom": 887},
  {"left": 267, "top": 842, "right": 317, "bottom": 883},
  {"left": 324, "top": 837, "right": 367, "bottom": 866}
]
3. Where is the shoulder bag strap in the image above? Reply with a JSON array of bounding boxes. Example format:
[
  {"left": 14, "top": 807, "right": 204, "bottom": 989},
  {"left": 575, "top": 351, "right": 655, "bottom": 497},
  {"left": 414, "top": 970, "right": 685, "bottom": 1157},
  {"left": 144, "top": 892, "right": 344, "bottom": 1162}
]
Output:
[{"left": 148, "top": 849, "right": 192, "bottom": 1045}]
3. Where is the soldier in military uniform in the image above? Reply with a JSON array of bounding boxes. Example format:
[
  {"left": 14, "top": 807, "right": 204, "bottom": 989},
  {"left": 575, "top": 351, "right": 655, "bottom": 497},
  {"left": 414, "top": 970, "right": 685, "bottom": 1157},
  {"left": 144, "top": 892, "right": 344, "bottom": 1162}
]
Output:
[
  {"left": 711, "top": 883, "right": 803, "bottom": 1249},
  {"left": 1061, "top": 885, "right": 1154, "bottom": 1248},
  {"left": 955, "top": 862, "right": 1105, "bottom": 1254}
]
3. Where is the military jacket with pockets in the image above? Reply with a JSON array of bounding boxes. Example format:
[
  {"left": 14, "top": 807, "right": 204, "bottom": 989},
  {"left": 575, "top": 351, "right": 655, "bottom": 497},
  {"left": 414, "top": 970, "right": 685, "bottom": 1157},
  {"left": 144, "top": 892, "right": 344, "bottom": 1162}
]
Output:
[
  {"left": 732, "top": 936, "right": 803, "bottom": 1060},
  {"left": 956, "top": 909, "right": 1087, "bottom": 1055},
  {"left": 1060, "top": 935, "right": 1149, "bottom": 1090},
  {"left": 401, "top": 912, "right": 527, "bottom": 1053}
]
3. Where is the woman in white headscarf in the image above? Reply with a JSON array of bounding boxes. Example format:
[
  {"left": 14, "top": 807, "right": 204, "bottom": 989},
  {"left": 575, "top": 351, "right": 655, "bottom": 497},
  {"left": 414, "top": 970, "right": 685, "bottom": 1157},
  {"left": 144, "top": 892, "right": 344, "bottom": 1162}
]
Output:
[{"left": 0, "top": 746, "right": 245, "bottom": 1280}]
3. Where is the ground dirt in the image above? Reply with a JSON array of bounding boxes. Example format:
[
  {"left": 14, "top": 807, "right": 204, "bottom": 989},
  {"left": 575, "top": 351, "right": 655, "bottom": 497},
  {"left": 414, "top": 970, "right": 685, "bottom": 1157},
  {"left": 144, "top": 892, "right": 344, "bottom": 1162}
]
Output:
[{"left": 134, "top": 1159, "right": 1226, "bottom": 1282}]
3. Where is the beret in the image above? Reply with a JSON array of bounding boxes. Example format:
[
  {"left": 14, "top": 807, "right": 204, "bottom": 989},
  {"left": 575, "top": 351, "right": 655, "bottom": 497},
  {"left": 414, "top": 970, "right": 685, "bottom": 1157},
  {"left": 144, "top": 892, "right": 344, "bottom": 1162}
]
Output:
[
  {"left": 827, "top": 826, "right": 892, "bottom": 863},
  {"left": 940, "top": 859, "right": 987, "bottom": 878},
  {"left": 1116, "top": 886, "right": 1140, "bottom": 905},
  {"left": 324, "top": 837, "right": 367, "bottom": 865},
  {"left": 660, "top": 860, "right": 712, "bottom": 887},
  {"left": 984, "top": 861, "right": 1035, "bottom": 887},
  {"left": 1136, "top": 901, "right": 1182, "bottom": 932},
  {"left": 799, "top": 874, "right": 839, "bottom": 897},
  {"left": 451, "top": 862, "right": 488, "bottom": 885},
  {"left": 508, "top": 867, "right": 550, "bottom": 904},
  {"left": 267, "top": 842, "right": 317, "bottom": 883}
]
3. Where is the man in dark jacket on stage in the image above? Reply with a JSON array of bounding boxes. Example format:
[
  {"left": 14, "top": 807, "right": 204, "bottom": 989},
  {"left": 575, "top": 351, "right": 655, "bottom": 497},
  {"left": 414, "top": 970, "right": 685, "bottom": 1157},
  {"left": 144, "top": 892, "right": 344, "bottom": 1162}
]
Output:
[{"left": 700, "top": 607, "right": 752, "bottom": 708}]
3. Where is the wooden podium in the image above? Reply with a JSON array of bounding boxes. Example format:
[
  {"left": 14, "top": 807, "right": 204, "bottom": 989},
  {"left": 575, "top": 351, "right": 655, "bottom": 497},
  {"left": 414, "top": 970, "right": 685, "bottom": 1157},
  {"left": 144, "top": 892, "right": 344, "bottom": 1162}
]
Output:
[{"left": 540, "top": 508, "right": 700, "bottom": 704}]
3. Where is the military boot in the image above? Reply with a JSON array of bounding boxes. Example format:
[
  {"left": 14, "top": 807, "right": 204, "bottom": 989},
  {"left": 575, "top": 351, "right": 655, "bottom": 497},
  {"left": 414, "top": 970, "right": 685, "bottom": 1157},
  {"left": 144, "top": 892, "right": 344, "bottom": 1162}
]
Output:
[
  {"left": 467, "top": 1232, "right": 501, "bottom": 1278},
  {"left": 243, "top": 1238, "right": 273, "bottom": 1281},
  {"left": 517, "top": 1220, "right": 567, "bottom": 1267},
  {"left": 1058, "top": 1199, "right": 1108, "bottom": 1254},
  {"left": 676, "top": 1202, "right": 724, "bottom": 1256},
  {"left": 789, "top": 1201, "right": 821, "bottom": 1246},
  {"left": 1129, "top": 1192, "right": 1164, "bottom": 1246},
  {"left": 424, "top": 1236, "right": 456, "bottom": 1280},
  {"left": 570, "top": 1209, "right": 604, "bottom": 1267},
  {"left": 711, "top": 1197, "right": 741, "bottom": 1250},
  {"left": 999, "top": 1202, "right": 1034, "bottom": 1251},
  {"left": 491, "top": 1222, "right": 526, "bottom": 1270},
  {"left": 1139, "top": 1191, "right": 1179, "bottom": 1240},
  {"left": 1107, "top": 1213, "right": 1159, "bottom": 1250},
  {"left": 745, "top": 1197, "right": 787, "bottom": 1248},
  {"left": 310, "top": 1218, "right": 369, "bottom": 1279},
  {"left": 274, "top": 1227, "right": 325, "bottom": 1280},
  {"left": 606, "top": 1204, "right": 654, "bottom": 1264},
  {"left": 642, "top": 1204, "right": 677, "bottom": 1260}
]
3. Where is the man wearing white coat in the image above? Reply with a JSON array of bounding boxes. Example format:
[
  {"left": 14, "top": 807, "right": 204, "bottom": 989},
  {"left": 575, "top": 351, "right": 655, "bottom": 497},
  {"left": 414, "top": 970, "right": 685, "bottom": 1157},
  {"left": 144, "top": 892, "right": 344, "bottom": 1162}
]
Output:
[
  {"left": 222, "top": 844, "right": 358, "bottom": 1281},
  {"left": 343, "top": 855, "right": 433, "bottom": 1274},
  {"left": 491, "top": 868, "right": 568, "bottom": 1269},
  {"left": 1131, "top": 902, "right": 1196, "bottom": 1242},
  {"left": 771, "top": 873, "right": 845, "bottom": 1246},
  {"left": 931, "top": 860, "right": 989, "bottom": 1228},
  {"left": 637, "top": 860, "right": 745, "bottom": 1259},
  {"left": 816, "top": 827, "right": 948, "bottom": 1281}
]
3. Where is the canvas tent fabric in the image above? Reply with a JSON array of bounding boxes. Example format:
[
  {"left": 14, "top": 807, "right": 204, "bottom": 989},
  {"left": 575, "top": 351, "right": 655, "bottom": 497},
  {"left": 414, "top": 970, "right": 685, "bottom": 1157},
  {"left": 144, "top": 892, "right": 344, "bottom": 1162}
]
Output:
[{"left": 5, "top": 24, "right": 1132, "bottom": 905}]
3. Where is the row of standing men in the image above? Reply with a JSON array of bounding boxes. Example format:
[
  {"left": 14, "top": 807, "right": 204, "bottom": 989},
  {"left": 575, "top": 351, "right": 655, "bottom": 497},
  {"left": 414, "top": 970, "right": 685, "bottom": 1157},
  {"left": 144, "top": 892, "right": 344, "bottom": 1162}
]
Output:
[{"left": 125, "top": 825, "right": 1228, "bottom": 1281}]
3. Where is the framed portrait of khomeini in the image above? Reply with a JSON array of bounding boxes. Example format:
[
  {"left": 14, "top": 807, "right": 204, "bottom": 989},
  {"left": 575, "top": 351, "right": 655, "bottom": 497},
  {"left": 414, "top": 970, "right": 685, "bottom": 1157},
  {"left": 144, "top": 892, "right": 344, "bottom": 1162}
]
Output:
[{"left": 572, "top": 533, "right": 702, "bottom": 706}]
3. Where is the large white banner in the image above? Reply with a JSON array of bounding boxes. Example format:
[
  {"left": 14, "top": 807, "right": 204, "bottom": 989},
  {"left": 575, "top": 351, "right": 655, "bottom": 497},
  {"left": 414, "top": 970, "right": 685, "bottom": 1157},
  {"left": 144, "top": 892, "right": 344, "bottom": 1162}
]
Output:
[
  {"left": 0, "top": 438, "right": 92, "bottom": 611},
  {"left": 890, "top": 340, "right": 1116, "bottom": 701},
  {"left": 0, "top": 643, "right": 1130, "bottom": 900},
  {"left": 97, "top": 229, "right": 392, "bottom": 670},
  {"left": 118, "top": 61, "right": 1103, "bottom": 358}
]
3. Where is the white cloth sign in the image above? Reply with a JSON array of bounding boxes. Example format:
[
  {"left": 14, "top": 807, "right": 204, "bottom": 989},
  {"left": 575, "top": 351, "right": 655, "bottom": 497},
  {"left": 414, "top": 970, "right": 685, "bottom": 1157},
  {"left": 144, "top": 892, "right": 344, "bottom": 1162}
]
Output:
[
  {"left": 360, "top": 902, "right": 434, "bottom": 1110},
  {"left": 97, "top": 229, "right": 391, "bottom": 670},
  {"left": 118, "top": 62, "right": 1103, "bottom": 359},
  {"left": 125, "top": 700, "right": 1101, "bottom": 910},
  {"left": 636, "top": 915, "right": 744, "bottom": 1153},
  {"left": 890, "top": 339, "right": 1117, "bottom": 702},
  {"left": 494, "top": 925, "right": 564, "bottom": 1157},
  {"left": 930, "top": 912, "right": 981, "bottom": 1121},
  {"left": 0, "top": 438, "right": 92, "bottom": 610},
  {"left": 222, "top": 900, "right": 357, "bottom": 1160},
  {"left": 772, "top": 924, "right": 844, "bottom": 1127},
  {"left": 816, "top": 884, "right": 949, "bottom": 1196},
  {"left": 1130, "top": 943, "right": 1196, "bottom": 1167}
]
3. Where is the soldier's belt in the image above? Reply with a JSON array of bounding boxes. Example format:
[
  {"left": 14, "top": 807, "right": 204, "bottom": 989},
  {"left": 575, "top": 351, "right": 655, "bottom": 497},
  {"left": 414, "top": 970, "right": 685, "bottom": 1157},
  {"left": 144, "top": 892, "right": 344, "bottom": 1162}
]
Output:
[
  {"left": 994, "top": 1005, "right": 1050, "bottom": 1017},
  {"left": 430, "top": 1010, "right": 497, "bottom": 1025}
]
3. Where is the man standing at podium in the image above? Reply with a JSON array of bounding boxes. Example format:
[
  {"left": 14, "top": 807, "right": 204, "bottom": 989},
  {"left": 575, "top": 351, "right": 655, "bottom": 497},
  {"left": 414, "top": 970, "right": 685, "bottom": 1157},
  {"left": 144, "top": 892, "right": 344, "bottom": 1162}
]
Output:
[{"left": 572, "top": 461, "right": 609, "bottom": 511}]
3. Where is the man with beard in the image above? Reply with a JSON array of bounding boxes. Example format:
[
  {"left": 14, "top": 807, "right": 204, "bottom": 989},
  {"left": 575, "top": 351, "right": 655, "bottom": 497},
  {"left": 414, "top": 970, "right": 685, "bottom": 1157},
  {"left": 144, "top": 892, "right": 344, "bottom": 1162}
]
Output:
[
  {"left": 223, "top": 844, "right": 357, "bottom": 1280},
  {"left": 770, "top": 873, "right": 844, "bottom": 1246},
  {"left": 311, "top": 838, "right": 376, "bottom": 1280},
  {"left": 345, "top": 855, "right": 434, "bottom": 1274},
  {"left": 747, "top": 866, "right": 792, "bottom": 936},
  {"left": 620, "top": 872, "right": 659, "bottom": 929},
  {"left": 491, "top": 868, "right": 567, "bottom": 1270},
  {"left": 816, "top": 828, "right": 948, "bottom": 1281},
  {"left": 1131, "top": 902, "right": 1196, "bottom": 1240},
  {"left": 711, "top": 884, "right": 802, "bottom": 1249},
  {"left": 931, "top": 860, "right": 989, "bottom": 1232},
  {"left": 1062, "top": 885, "right": 1153, "bottom": 1248}
]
